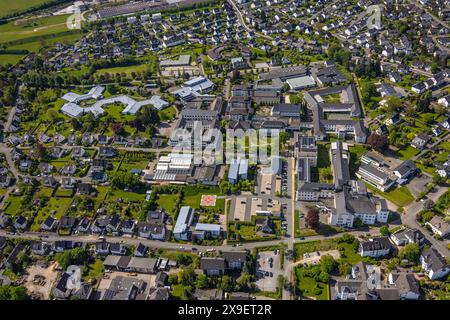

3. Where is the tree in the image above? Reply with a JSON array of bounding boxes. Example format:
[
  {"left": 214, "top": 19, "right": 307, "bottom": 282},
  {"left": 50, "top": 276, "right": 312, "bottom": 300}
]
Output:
[
  {"left": 168, "top": 273, "right": 178, "bottom": 285},
  {"left": 54, "top": 248, "right": 89, "bottom": 270},
  {"left": 176, "top": 253, "right": 193, "bottom": 266},
  {"left": 218, "top": 275, "right": 234, "bottom": 292},
  {"left": 338, "top": 261, "right": 351, "bottom": 276},
  {"left": 367, "top": 133, "right": 389, "bottom": 152},
  {"left": 380, "top": 225, "right": 390, "bottom": 236},
  {"left": 385, "top": 96, "right": 402, "bottom": 113},
  {"left": 177, "top": 268, "right": 196, "bottom": 287},
  {"left": 319, "top": 167, "right": 333, "bottom": 182},
  {"left": 235, "top": 273, "right": 252, "bottom": 291},
  {"left": 305, "top": 208, "right": 320, "bottom": 229},
  {"left": 195, "top": 273, "right": 210, "bottom": 289},
  {"left": 399, "top": 243, "right": 421, "bottom": 263},
  {"left": 111, "top": 172, "right": 141, "bottom": 190},
  {"left": 34, "top": 143, "right": 48, "bottom": 160},
  {"left": 423, "top": 199, "right": 435, "bottom": 211},
  {"left": 0, "top": 286, "right": 29, "bottom": 300},
  {"left": 111, "top": 122, "right": 124, "bottom": 135}
]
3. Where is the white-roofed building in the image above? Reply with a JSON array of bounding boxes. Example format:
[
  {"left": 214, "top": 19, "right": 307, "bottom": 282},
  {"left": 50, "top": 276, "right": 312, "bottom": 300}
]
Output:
[
  {"left": 193, "top": 223, "right": 222, "bottom": 240},
  {"left": 60, "top": 89, "right": 160, "bottom": 118},
  {"left": 148, "top": 95, "right": 169, "bottom": 110},
  {"left": 286, "top": 75, "right": 316, "bottom": 90},
  {"left": 152, "top": 153, "right": 194, "bottom": 182},
  {"left": 173, "top": 76, "right": 215, "bottom": 102}
]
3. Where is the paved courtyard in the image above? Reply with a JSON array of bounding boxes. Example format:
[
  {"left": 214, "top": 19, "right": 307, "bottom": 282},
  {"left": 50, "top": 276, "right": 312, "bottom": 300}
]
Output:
[{"left": 255, "top": 250, "right": 281, "bottom": 292}]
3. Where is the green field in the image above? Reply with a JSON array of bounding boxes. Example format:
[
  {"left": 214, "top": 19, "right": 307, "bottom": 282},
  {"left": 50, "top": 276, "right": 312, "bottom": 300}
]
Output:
[
  {"left": 108, "top": 189, "right": 146, "bottom": 202},
  {"left": 2, "top": 195, "right": 22, "bottom": 215},
  {"left": 156, "top": 193, "right": 180, "bottom": 216},
  {"left": 0, "top": 54, "right": 25, "bottom": 66},
  {"left": 0, "top": 0, "right": 56, "bottom": 18},
  {"left": 0, "top": 15, "right": 71, "bottom": 43},
  {"left": 95, "top": 64, "right": 150, "bottom": 77},
  {"left": 396, "top": 146, "right": 419, "bottom": 161},
  {"left": 366, "top": 184, "right": 415, "bottom": 208},
  {"left": 0, "top": 14, "right": 82, "bottom": 52}
]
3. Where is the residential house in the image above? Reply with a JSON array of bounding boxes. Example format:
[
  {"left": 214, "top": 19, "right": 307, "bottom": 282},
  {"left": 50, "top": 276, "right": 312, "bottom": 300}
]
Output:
[
  {"left": 14, "top": 216, "right": 27, "bottom": 230},
  {"left": 134, "top": 243, "right": 148, "bottom": 257},
  {"left": 200, "top": 257, "right": 226, "bottom": 276},
  {"left": 41, "top": 216, "right": 58, "bottom": 232},
  {"left": 223, "top": 251, "right": 247, "bottom": 270},
  {"left": 425, "top": 215, "right": 450, "bottom": 237},
  {"left": 390, "top": 228, "right": 424, "bottom": 246},
  {"left": 411, "top": 134, "right": 430, "bottom": 150},
  {"left": 358, "top": 237, "right": 393, "bottom": 258}
]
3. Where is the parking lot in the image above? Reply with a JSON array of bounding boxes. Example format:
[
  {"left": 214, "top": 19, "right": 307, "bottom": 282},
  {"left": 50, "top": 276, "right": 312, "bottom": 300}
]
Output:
[
  {"left": 255, "top": 250, "right": 281, "bottom": 292},
  {"left": 407, "top": 174, "right": 432, "bottom": 198},
  {"left": 281, "top": 161, "right": 288, "bottom": 194}
]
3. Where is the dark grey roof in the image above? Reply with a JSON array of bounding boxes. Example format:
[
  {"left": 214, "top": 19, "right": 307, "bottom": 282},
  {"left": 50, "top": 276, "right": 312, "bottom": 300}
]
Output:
[
  {"left": 393, "top": 160, "right": 416, "bottom": 177},
  {"left": 200, "top": 257, "right": 226, "bottom": 270},
  {"left": 421, "top": 248, "right": 447, "bottom": 272},
  {"left": 222, "top": 251, "right": 247, "bottom": 264}
]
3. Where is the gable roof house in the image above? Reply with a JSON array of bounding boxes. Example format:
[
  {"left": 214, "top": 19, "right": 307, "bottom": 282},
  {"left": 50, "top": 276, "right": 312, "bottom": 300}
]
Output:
[
  {"left": 200, "top": 257, "right": 226, "bottom": 276},
  {"left": 134, "top": 243, "right": 148, "bottom": 257},
  {"left": 91, "top": 215, "right": 111, "bottom": 234},
  {"left": 41, "top": 216, "right": 58, "bottom": 232},
  {"left": 110, "top": 243, "right": 127, "bottom": 255},
  {"left": 333, "top": 261, "right": 419, "bottom": 300},
  {"left": 53, "top": 240, "right": 75, "bottom": 252},
  {"left": 95, "top": 241, "right": 110, "bottom": 255},
  {"left": 14, "top": 216, "right": 28, "bottom": 230},
  {"left": 58, "top": 216, "right": 77, "bottom": 233},
  {"left": 425, "top": 215, "right": 450, "bottom": 237},
  {"left": 0, "top": 213, "right": 10, "bottom": 229},
  {"left": 390, "top": 228, "right": 424, "bottom": 246},
  {"left": 136, "top": 222, "right": 166, "bottom": 241},
  {"left": 358, "top": 237, "right": 393, "bottom": 258},
  {"left": 223, "top": 251, "right": 248, "bottom": 270},
  {"left": 105, "top": 214, "right": 122, "bottom": 235},
  {"left": 30, "top": 241, "right": 51, "bottom": 256},
  {"left": 76, "top": 217, "right": 91, "bottom": 234},
  {"left": 411, "top": 134, "right": 430, "bottom": 150}
]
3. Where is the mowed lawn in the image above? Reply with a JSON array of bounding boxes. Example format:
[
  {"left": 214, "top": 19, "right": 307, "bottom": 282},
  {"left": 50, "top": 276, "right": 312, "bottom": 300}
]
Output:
[
  {"left": 95, "top": 64, "right": 150, "bottom": 77},
  {"left": 396, "top": 146, "right": 419, "bottom": 161},
  {"left": 159, "top": 106, "right": 177, "bottom": 121},
  {"left": 2, "top": 195, "right": 22, "bottom": 215},
  {"left": 0, "top": 14, "right": 71, "bottom": 44},
  {"left": 0, "top": 0, "right": 53, "bottom": 18},
  {"left": 156, "top": 193, "right": 179, "bottom": 216},
  {"left": 0, "top": 54, "right": 25, "bottom": 66}
]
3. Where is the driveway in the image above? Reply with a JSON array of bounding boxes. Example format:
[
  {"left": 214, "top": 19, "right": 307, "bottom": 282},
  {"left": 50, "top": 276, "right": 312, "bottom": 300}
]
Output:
[{"left": 407, "top": 175, "right": 432, "bottom": 198}]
